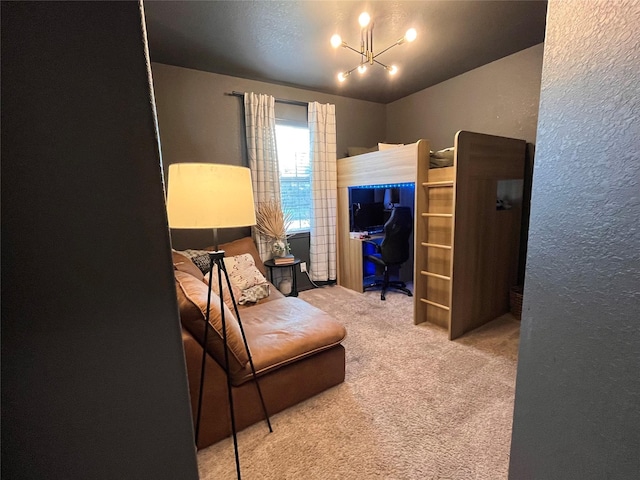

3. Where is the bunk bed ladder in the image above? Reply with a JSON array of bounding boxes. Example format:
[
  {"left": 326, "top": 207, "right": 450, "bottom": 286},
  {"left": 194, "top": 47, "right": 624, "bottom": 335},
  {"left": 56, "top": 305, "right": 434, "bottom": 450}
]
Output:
[{"left": 416, "top": 179, "right": 455, "bottom": 328}]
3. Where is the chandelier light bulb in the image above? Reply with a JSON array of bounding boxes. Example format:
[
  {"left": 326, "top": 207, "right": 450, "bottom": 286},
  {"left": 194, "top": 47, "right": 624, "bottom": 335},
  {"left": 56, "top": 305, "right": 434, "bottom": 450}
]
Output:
[
  {"left": 358, "top": 12, "right": 371, "bottom": 28},
  {"left": 330, "top": 13, "right": 416, "bottom": 83}
]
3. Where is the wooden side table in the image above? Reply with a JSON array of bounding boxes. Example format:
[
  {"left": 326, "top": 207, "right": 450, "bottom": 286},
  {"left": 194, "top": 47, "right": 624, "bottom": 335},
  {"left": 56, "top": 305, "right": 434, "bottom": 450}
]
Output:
[{"left": 263, "top": 258, "right": 301, "bottom": 297}]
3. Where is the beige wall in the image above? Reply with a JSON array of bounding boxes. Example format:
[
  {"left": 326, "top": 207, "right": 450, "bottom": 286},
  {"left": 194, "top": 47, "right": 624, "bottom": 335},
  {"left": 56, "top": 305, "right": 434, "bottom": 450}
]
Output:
[{"left": 386, "top": 43, "right": 544, "bottom": 150}]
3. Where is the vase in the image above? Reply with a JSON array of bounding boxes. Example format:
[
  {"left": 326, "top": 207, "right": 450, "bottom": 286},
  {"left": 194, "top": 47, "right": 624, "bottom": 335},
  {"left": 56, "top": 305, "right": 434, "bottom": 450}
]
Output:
[{"left": 271, "top": 238, "right": 288, "bottom": 257}]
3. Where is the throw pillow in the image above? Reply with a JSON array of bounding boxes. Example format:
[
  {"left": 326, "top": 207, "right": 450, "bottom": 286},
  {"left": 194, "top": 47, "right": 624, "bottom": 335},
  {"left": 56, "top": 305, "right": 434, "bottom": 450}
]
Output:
[
  {"left": 172, "top": 250, "right": 205, "bottom": 281},
  {"left": 205, "top": 253, "right": 270, "bottom": 309},
  {"left": 216, "top": 237, "right": 266, "bottom": 276},
  {"left": 178, "top": 249, "right": 212, "bottom": 274},
  {"left": 240, "top": 283, "right": 271, "bottom": 304},
  {"left": 205, "top": 268, "right": 241, "bottom": 312}
]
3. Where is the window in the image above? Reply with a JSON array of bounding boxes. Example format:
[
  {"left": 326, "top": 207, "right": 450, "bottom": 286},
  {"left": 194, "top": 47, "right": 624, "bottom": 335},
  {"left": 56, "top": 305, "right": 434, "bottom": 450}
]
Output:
[{"left": 275, "top": 123, "right": 310, "bottom": 233}]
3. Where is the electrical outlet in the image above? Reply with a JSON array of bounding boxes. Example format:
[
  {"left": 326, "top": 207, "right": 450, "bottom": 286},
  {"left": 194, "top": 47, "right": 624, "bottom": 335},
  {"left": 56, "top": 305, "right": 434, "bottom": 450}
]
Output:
[{"left": 300, "top": 262, "right": 307, "bottom": 273}]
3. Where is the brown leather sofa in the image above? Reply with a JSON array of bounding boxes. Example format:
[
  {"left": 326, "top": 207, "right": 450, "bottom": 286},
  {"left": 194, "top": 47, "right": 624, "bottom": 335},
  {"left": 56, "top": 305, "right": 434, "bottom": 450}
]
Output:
[{"left": 173, "top": 237, "right": 347, "bottom": 450}]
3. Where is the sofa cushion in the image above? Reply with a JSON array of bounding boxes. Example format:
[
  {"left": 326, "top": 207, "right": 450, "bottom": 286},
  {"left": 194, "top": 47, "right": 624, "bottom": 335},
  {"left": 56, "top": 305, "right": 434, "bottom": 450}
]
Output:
[
  {"left": 231, "top": 297, "right": 347, "bottom": 385},
  {"left": 215, "top": 237, "right": 266, "bottom": 276},
  {"left": 172, "top": 251, "right": 205, "bottom": 281},
  {"left": 174, "top": 270, "right": 249, "bottom": 375}
]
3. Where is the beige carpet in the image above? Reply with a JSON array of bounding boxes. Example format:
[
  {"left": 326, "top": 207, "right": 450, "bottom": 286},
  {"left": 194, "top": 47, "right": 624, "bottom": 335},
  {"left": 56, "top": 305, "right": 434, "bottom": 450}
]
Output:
[{"left": 197, "top": 285, "right": 520, "bottom": 480}]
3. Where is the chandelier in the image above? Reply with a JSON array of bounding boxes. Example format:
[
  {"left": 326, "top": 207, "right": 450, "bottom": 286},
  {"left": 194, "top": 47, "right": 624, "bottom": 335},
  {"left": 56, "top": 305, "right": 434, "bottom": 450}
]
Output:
[{"left": 330, "top": 12, "right": 417, "bottom": 82}]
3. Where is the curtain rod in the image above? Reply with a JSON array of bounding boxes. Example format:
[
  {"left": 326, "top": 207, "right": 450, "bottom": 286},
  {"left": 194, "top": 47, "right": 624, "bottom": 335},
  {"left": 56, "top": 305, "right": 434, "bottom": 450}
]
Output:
[{"left": 227, "top": 91, "right": 308, "bottom": 108}]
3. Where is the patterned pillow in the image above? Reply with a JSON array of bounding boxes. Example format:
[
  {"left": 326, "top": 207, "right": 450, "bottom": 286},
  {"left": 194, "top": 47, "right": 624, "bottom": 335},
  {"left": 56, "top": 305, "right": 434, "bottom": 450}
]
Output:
[
  {"left": 239, "top": 283, "right": 270, "bottom": 305},
  {"left": 178, "top": 249, "right": 212, "bottom": 274},
  {"left": 206, "top": 253, "right": 270, "bottom": 308}
]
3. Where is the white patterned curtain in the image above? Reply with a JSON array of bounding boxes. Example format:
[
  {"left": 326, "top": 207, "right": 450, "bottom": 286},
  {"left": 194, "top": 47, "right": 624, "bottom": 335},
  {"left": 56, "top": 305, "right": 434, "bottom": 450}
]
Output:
[
  {"left": 308, "top": 102, "right": 337, "bottom": 281},
  {"left": 244, "top": 92, "right": 281, "bottom": 260}
]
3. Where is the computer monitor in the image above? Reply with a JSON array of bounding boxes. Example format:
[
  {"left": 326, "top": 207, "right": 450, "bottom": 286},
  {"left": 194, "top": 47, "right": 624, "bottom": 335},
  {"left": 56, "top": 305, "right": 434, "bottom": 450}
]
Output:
[
  {"left": 352, "top": 202, "right": 385, "bottom": 233},
  {"left": 349, "top": 182, "right": 415, "bottom": 233}
]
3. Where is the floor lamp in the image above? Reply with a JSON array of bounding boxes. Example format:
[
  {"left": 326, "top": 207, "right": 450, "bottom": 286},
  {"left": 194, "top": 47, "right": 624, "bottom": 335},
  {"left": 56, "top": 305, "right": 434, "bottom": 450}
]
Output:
[{"left": 166, "top": 163, "right": 272, "bottom": 479}]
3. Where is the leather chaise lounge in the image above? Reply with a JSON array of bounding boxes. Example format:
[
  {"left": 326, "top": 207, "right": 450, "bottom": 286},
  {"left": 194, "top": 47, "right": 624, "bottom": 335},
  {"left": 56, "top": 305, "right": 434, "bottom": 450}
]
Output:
[{"left": 173, "top": 237, "right": 347, "bottom": 450}]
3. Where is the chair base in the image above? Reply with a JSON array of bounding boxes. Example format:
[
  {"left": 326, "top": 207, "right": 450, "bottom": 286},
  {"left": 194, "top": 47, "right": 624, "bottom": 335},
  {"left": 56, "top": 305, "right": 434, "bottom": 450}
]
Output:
[{"left": 363, "top": 278, "right": 413, "bottom": 301}]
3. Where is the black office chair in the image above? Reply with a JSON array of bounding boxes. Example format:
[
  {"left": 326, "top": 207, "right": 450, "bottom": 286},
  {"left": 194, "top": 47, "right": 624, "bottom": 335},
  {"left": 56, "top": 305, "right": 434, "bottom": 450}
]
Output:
[{"left": 363, "top": 206, "right": 413, "bottom": 300}]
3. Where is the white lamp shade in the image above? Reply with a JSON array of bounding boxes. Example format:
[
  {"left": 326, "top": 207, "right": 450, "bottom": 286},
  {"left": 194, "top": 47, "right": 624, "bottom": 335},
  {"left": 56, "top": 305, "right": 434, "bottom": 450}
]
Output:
[{"left": 166, "top": 163, "right": 256, "bottom": 229}]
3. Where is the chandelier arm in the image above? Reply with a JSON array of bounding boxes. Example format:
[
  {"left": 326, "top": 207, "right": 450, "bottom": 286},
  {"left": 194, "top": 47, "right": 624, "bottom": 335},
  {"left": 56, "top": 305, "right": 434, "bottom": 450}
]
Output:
[
  {"left": 334, "top": 14, "right": 415, "bottom": 80},
  {"left": 373, "top": 59, "right": 390, "bottom": 69},
  {"left": 342, "top": 64, "right": 361, "bottom": 77},
  {"left": 372, "top": 41, "right": 402, "bottom": 59},
  {"left": 343, "top": 43, "right": 363, "bottom": 56}
]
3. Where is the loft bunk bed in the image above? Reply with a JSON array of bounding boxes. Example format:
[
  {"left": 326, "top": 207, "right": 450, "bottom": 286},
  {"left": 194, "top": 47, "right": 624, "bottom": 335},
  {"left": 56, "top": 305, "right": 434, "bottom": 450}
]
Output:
[{"left": 337, "top": 131, "right": 526, "bottom": 340}]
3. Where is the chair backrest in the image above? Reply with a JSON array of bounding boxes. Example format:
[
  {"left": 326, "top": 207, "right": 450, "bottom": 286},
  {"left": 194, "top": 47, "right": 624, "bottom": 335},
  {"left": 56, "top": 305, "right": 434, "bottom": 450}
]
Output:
[{"left": 380, "top": 206, "right": 413, "bottom": 265}]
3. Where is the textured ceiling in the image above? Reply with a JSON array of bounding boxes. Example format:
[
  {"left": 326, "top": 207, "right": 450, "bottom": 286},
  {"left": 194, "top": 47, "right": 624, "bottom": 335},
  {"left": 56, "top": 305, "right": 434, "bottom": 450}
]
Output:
[{"left": 144, "top": 0, "right": 547, "bottom": 104}]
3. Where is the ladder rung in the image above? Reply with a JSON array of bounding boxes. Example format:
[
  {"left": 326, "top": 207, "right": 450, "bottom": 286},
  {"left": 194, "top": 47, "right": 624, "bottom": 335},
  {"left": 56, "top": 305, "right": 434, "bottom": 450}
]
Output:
[
  {"left": 420, "top": 298, "right": 450, "bottom": 311},
  {"left": 420, "top": 270, "right": 451, "bottom": 281},
  {"left": 421, "top": 213, "right": 453, "bottom": 218},
  {"left": 422, "top": 181, "right": 454, "bottom": 188},
  {"left": 421, "top": 242, "right": 452, "bottom": 250}
]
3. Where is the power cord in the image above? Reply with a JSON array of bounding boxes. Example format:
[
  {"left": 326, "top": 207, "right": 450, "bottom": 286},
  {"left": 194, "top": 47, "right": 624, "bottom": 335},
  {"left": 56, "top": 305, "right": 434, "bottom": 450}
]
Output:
[
  {"left": 300, "top": 261, "right": 321, "bottom": 288},
  {"left": 304, "top": 270, "right": 321, "bottom": 288}
]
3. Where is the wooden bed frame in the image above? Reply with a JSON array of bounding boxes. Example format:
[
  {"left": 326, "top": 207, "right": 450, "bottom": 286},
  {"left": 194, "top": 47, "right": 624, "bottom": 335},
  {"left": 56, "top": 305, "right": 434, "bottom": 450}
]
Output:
[
  {"left": 337, "top": 131, "right": 526, "bottom": 340},
  {"left": 337, "top": 139, "right": 429, "bottom": 293}
]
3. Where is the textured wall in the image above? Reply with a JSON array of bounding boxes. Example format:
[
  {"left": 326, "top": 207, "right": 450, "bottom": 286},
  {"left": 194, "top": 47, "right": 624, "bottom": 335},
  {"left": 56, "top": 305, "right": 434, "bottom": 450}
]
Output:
[
  {"left": 150, "top": 62, "right": 386, "bottom": 249},
  {"left": 386, "top": 44, "right": 544, "bottom": 150},
  {"left": 151, "top": 63, "right": 386, "bottom": 171},
  {"left": 509, "top": 1, "right": 640, "bottom": 478},
  {"left": 1, "top": 2, "right": 198, "bottom": 478}
]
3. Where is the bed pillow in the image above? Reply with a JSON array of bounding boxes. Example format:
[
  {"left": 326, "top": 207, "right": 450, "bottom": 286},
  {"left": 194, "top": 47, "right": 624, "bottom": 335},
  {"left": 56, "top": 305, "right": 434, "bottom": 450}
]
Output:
[
  {"left": 347, "top": 146, "right": 378, "bottom": 157},
  {"left": 206, "top": 253, "right": 270, "bottom": 308},
  {"left": 378, "top": 143, "right": 404, "bottom": 150},
  {"left": 431, "top": 147, "right": 455, "bottom": 159}
]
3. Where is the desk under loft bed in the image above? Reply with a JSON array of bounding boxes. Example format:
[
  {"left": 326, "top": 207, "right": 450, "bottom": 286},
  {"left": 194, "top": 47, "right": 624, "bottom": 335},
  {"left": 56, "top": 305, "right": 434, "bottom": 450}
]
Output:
[{"left": 337, "top": 131, "right": 526, "bottom": 340}]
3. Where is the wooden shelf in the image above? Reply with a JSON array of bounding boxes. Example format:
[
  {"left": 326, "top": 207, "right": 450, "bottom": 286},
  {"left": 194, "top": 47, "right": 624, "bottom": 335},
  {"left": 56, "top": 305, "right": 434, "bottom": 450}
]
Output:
[{"left": 421, "top": 213, "right": 453, "bottom": 218}]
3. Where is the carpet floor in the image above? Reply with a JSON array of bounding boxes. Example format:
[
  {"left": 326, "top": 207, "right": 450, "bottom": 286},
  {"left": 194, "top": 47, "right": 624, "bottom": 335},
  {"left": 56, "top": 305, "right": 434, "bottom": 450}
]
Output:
[{"left": 197, "top": 285, "right": 520, "bottom": 480}]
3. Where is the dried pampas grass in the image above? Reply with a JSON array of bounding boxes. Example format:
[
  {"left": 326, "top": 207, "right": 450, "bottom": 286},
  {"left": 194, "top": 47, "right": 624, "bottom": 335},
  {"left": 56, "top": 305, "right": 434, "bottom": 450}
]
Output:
[{"left": 255, "top": 199, "right": 292, "bottom": 240}]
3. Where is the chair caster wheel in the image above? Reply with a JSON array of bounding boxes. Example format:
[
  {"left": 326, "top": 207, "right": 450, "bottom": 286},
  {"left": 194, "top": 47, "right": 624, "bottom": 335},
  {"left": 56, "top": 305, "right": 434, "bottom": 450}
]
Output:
[
  {"left": 408, "top": 292, "right": 413, "bottom": 297},
  {"left": 381, "top": 295, "right": 386, "bottom": 301}
]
